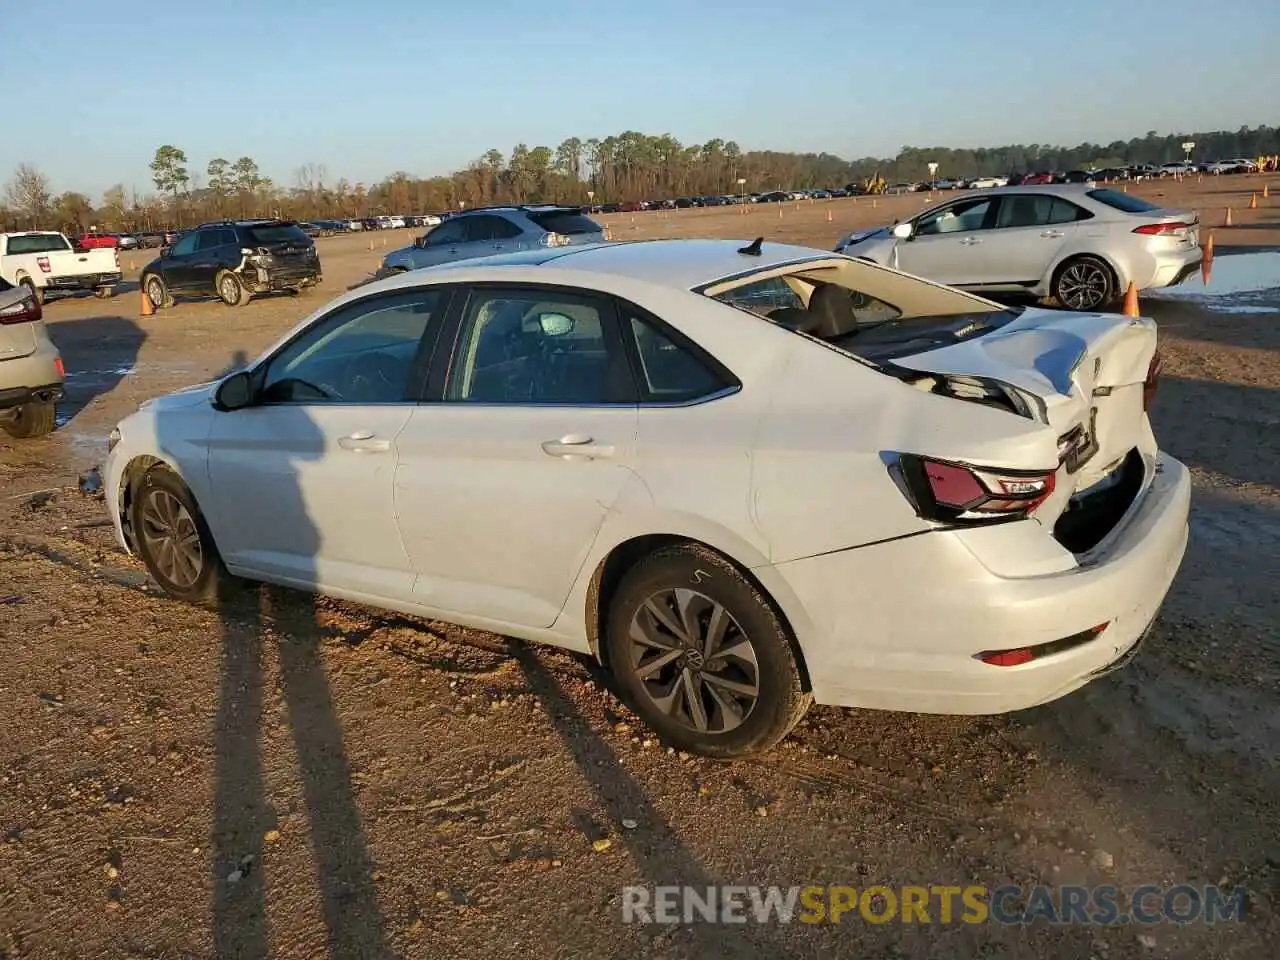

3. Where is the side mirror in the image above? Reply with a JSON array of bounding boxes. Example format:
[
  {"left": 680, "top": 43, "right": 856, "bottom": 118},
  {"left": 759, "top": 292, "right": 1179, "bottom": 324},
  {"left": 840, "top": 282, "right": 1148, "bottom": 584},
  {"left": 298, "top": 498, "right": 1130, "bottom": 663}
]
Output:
[
  {"left": 213, "top": 370, "right": 255, "bottom": 411},
  {"left": 538, "top": 312, "right": 575, "bottom": 337},
  {"left": 892, "top": 222, "right": 913, "bottom": 240}
]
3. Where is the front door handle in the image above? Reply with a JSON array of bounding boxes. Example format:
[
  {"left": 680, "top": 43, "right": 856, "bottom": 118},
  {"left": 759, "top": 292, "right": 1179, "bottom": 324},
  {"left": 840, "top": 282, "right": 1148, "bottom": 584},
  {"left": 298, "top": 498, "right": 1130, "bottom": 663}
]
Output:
[
  {"left": 959, "top": 236, "right": 983, "bottom": 245},
  {"left": 541, "top": 434, "right": 615, "bottom": 460},
  {"left": 1040, "top": 229, "right": 1065, "bottom": 239},
  {"left": 338, "top": 431, "right": 390, "bottom": 453}
]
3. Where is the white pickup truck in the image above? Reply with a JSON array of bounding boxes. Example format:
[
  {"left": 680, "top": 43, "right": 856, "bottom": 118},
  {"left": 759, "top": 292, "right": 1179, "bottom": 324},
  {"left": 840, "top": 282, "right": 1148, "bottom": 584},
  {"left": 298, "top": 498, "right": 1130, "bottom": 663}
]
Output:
[{"left": 0, "top": 232, "right": 123, "bottom": 302}]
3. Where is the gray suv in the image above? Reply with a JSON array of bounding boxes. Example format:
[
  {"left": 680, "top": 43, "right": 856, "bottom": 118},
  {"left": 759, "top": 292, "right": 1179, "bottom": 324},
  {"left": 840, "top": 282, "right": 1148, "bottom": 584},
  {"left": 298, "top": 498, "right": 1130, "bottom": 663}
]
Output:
[{"left": 380, "top": 205, "right": 605, "bottom": 275}]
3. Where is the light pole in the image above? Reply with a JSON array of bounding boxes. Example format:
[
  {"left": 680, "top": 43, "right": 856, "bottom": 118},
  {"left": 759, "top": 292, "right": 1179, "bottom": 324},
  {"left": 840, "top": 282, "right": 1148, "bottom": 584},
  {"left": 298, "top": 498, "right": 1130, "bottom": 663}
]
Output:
[
  {"left": 1182, "top": 141, "right": 1196, "bottom": 169},
  {"left": 586, "top": 190, "right": 594, "bottom": 210},
  {"left": 737, "top": 177, "right": 746, "bottom": 210}
]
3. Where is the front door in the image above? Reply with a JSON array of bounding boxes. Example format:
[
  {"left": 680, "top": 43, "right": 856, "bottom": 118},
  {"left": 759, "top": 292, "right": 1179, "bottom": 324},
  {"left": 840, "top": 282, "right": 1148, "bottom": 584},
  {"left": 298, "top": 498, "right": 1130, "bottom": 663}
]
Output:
[
  {"left": 160, "top": 231, "right": 201, "bottom": 290},
  {"left": 896, "top": 195, "right": 1000, "bottom": 286},
  {"left": 205, "top": 287, "right": 450, "bottom": 599},
  {"left": 394, "top": 284, "right": 639, "bottom": 628},
  {"left": 409, "top": 218, "right": 470, "bottom": 268}
]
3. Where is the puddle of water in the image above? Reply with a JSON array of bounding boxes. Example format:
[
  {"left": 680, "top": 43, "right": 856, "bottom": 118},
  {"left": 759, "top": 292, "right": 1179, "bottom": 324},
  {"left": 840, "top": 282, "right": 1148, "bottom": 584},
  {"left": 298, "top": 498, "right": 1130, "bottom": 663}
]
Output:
[{"left": 1149, "top": 251, "right": 1280, "bottom": 313}]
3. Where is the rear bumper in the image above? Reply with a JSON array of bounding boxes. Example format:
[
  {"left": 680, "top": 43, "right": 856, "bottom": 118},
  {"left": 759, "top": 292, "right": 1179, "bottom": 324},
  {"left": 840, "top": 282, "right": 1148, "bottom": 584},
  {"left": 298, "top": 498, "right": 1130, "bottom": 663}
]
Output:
[
  {"left": 772, "top": 453, "right": 1191, "bottom": 714},
  {"left": 241, "top": 265, "right": 322, "bottom": 292},
  {"left": 0, "top": 381, "right": 64, "bottom": 411},
  {"left": 1136, "top": 247, "right": 1202, "bottom": 291},
  {"left": 46, "top": 272, "right": 123, "bottom": 290}
]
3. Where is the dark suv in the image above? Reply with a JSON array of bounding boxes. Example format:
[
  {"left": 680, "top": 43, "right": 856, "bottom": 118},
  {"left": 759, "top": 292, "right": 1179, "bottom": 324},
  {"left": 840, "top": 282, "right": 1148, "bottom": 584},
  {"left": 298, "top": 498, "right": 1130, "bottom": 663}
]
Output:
[{"left": 140, "top": 220, "right": 322, "bottom": 309}]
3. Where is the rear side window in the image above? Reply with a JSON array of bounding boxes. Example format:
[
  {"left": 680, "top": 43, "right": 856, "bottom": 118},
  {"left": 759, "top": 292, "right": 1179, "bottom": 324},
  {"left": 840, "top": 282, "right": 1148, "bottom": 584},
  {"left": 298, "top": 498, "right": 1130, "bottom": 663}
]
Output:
[
  {"left": 715, "top": 276, "right": 804, "bottom": 316},
  {"left": 625, "top": 312, "right": 732, "bottom": 403},
  {"left": 1086, "top": 189, "right": 1160, "bottom": 213},
  {"left": 246, "top": 223, "right": 311, "bottom": 245},
  {"left": 6, "top": 234, "right": 71, "bottom": 254},
  {"left": 526, "top": 211, "right": 603, "bottom": 236}
]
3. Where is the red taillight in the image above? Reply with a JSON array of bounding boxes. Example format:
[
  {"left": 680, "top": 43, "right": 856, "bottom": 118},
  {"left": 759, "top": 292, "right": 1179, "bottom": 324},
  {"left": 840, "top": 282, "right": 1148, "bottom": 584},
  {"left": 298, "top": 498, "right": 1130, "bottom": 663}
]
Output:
[
  {"left": 1143, "top": 349, "right": 1162, "bottom": 411},
  {"left": 978, "top": 648, "right": 1035, "bottom": 667},
  {"left": 0, "top": 294, "right": 41, "bottom": 325},
  {"left": 54, "top": 356, "right": 65, "bottom": 378},
  {"left": 897, "top": 455, "right": 1056, "bottom": 523},
  {"left": 36, "top": 256, "right": 52, "bottom": 273},
  {"left": 1133, "top": 222, "right": 1191, "bottom": 236}
]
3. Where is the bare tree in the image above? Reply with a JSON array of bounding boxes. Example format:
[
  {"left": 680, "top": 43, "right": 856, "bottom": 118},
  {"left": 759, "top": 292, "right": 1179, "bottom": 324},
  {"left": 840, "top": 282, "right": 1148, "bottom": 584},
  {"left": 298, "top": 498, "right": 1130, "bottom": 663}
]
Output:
[{"left": 5, "top": 163, "right": 52, "bottom": 228}]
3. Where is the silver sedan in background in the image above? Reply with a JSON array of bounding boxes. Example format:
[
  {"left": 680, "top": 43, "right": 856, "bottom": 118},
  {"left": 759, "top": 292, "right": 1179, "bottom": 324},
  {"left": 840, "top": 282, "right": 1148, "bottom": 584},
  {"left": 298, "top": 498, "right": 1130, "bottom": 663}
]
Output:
[{"left": 835, "top": 185, "right": 1203, "bottom": 311}]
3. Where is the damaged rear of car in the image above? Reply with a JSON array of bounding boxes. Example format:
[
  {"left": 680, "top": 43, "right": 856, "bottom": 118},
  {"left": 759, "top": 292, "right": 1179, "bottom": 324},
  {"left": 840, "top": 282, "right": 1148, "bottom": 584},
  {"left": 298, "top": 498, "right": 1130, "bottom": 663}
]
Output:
[{"left": 697, "top": 252, "right": 1189, "bottom": 715}]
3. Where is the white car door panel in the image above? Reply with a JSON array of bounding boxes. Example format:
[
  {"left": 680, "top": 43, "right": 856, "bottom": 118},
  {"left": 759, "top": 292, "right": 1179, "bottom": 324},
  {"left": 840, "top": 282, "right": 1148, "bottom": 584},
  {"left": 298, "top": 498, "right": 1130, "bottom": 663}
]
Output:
[
  {"left": 972, "top": 194, "right": 1083, "bottom": 286},
  {"left": 393, "top": 283, "right": 640, "bottom": 627},
  {"left": 896, "top": 195, "right": 999, "bottom": 286},
  {"left": 395, "top": 406, "right": 638, "bottom": 627},
  {"left": 207, "top": 405, "right": 415, "bottom": 595}
]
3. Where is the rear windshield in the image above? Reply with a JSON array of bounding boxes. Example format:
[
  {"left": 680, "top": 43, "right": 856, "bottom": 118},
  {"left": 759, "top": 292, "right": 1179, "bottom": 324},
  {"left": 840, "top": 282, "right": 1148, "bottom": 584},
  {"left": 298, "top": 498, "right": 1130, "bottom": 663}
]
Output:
[
  {"left": 1087, "top": 189, "right": 1160, "bottom": 213},
  {"left": 6, "top": 234, "right": 71, "bottom": 254},
  {"left": 246, "top": 223, "right": 311, "bottom": 245},
  {"left": 527, "top": 211, "right": 602, "bottom": 236}
]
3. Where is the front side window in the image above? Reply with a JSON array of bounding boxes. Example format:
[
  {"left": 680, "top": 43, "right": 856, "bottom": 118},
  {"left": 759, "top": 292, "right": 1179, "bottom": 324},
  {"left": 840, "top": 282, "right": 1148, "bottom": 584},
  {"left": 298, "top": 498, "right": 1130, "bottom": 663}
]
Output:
[
  {"left": 445, "top": 288, "right": 628, "bottom": 404},
  {"left": 261, "top": 290, "right": 444, "bottom": 404},
  {"left": 425, "top": 220, "right": 468, "bottom": 246},
  {"left": 168, "top": 233, "right": 199, "bottom": 257},
  {"left": 6, "top": 234, "right": 71, "bottom": 255},
  {"left": 916, "top": 198, "right": 997, "bottom": 236}
]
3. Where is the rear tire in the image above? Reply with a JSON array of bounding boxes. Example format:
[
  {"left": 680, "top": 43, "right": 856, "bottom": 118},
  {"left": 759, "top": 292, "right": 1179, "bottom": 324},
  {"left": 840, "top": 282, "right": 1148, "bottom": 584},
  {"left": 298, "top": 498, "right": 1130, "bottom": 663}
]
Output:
[
  {"left": 603, "top": 544, "right": 811, "bottom": 758},
  {"left": 130, "top": 466, "right": 235, "bottom": 604},
  {"left": 216, "top": 271, "right": 250, "bottom": 307},
  {"left": 1, "top": 400, "right": 56, "bottom": 439},
  {"left": 17, "top": 276, "right": 43, "bottom": 306},
  {"left": 1052, "top": 255, "right": 1116, "bottom": 311}
]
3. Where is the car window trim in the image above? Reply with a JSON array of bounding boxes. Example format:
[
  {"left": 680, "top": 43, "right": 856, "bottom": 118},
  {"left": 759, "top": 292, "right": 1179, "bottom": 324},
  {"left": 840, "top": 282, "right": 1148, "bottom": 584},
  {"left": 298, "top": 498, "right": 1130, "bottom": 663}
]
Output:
[
  {"left": 615, "top": 296, "right": 742, "bottom": 406},
  {"left": 249, "top": 286, "right": 455, "bottom": 407},
  {"left": 426, "top": 281, "right": 639, "bottom": 406}
]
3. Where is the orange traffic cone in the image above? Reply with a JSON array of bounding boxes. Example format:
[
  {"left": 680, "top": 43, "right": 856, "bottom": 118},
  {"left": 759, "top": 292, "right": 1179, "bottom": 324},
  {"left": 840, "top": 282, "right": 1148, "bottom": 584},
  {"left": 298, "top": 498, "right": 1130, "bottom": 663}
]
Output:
[
  {"left": 139, "top": 286, "right": 155, "bottom": 317},
  {"left": 778, "top": 204, "right": 783, "bottom": 219},
  {"left": 1121, "top": 282, "right": 1139, "bottom": 318},
  {"left": 826, "top": 209, "right": 833, "bottom": 222},
  {"left": 1250, "top": 193, "right": 1258, "bottom": 209},
  {"left": 1202, "top": 231, "right": 1214, "bottom": 285},
  {"left": 1224, "top": 207, "right": 1233, "bottom": 226},
  {"left": 1265, "top": 183, "right": 1271, "bottom": 198},
  {"left": 872, "top": 198, "right": 878, "bottom": 209}
]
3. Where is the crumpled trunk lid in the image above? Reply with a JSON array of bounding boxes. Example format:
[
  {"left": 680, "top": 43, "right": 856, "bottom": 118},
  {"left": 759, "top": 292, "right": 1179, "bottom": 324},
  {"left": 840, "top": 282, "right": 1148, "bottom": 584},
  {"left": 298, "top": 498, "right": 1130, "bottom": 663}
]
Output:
[{"left": 892, "top": 306, "right": 1158, "bottom": 520}]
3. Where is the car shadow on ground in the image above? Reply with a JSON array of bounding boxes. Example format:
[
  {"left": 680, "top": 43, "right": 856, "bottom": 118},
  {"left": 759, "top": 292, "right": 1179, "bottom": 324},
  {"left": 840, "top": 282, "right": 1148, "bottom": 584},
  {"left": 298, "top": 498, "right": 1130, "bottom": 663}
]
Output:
[
  {"left": 151, "top": 350, "right": 391, "bottom": 958},
  {"left": 1151, "top": 377, "right": 1280, "bottom": 487},
  {"left": 44, "top": 315, "right": 146, "bottom": 427}
]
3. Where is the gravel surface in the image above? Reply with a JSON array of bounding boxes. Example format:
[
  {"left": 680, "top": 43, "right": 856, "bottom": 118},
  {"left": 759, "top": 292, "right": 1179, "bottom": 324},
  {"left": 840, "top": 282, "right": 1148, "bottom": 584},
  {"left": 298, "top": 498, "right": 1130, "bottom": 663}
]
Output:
[{"left": 1, "top": 181, "right": 1277, "bottom": 958}]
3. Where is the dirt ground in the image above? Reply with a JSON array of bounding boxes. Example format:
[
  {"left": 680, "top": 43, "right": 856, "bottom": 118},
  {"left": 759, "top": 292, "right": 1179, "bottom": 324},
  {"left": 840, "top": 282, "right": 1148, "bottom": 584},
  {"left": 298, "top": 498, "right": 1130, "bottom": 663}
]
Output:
[{"left": 1, "top": 175, "right": 1278, "bottom": 959}]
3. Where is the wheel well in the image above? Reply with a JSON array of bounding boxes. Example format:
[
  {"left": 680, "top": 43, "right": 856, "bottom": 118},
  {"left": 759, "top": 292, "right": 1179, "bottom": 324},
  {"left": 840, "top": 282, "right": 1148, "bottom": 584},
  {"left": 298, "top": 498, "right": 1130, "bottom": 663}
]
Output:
[
  {"left": 119, "top": 455, "right": 167, "bottom": 549},
  {"left": 585, "top": 534, "right": 813, "bottom": 693}
]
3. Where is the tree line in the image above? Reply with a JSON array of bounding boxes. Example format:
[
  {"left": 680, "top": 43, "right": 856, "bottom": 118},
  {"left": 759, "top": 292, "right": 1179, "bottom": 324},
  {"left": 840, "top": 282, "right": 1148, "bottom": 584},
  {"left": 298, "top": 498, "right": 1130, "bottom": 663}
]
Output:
[{"left": 4, "top": 124, "right": 1279, "bottom": 233}]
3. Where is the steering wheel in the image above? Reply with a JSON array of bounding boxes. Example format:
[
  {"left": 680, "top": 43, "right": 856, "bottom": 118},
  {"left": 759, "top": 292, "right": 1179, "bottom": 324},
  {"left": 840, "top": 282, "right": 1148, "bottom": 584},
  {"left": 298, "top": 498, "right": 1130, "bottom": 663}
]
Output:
[{"left": 342, "top": 351, "right": 402, "bottom": 402}]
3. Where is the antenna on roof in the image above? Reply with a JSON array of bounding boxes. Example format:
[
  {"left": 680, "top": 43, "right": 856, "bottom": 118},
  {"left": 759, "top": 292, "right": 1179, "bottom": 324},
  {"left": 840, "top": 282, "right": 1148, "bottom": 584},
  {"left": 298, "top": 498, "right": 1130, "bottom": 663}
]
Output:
[{"left": 737, "top": 237, "right": 764, "bottom": 256}]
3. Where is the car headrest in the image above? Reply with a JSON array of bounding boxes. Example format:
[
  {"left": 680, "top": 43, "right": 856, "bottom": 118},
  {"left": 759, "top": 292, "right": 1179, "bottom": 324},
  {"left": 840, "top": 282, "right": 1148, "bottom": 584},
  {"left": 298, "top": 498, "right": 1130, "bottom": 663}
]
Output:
[
  {"left": 768, "top": 306, "right": 822, "bottom": 335},
  {"left": 807, "top": 283, "right": 856, "bottom": 338}
]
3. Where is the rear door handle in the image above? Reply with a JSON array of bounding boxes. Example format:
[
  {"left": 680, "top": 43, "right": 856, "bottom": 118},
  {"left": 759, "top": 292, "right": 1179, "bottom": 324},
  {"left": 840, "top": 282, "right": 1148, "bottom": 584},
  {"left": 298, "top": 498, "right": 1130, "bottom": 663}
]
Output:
[
  {"left": 338, "top": 431, "right": 390, "bottom": 453},
  {"left": 541, "top": 433, "right": 615, "bottom": 460},
  {"left": 1040, "top": 230, "right": 1065, "bottom": 239}
]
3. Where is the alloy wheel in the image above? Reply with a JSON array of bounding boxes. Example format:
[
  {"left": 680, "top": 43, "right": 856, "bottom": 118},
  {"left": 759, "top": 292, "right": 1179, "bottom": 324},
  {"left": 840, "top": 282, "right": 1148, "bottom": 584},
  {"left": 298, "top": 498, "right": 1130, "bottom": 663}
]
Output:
[
  {"left": 146, "top": 277, "right": 165, "bottom": 306},
  {"left": 139, "top": 488, "right": 203, "bottom": 588},
  {"left": 1057, "top": 261, "right": 1110, "bottom": 310},
  {"left": 219, "top": 276, "right": 239, "bottom": 304},
  {"left": 627, "top": 588, "right": 760, "bottom": 734}
]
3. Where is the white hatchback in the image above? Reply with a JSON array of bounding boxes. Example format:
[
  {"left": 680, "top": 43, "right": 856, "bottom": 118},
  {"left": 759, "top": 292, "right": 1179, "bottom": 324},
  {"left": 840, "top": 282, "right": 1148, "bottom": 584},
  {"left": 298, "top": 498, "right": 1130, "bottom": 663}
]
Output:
[{"left": 101, "top": 239, "right": 1189, "bottom": 757}]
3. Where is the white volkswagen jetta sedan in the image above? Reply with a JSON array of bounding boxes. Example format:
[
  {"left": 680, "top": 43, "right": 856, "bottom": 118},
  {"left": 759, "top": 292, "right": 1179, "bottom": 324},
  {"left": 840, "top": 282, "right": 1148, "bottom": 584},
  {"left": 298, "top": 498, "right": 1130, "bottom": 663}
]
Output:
[{"left": 101, "top": 238, "right": 1189, "bottom": 758}]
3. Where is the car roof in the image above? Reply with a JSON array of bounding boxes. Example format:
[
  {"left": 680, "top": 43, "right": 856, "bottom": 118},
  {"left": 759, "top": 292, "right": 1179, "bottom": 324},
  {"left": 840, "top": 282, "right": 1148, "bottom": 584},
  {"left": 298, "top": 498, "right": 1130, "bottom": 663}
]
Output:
[
  {"left": 980, "top": 183, "right": 1100, "bottom": 197},
  {"left": 412, "top": 238, "right": 836, "bottom": 290}
]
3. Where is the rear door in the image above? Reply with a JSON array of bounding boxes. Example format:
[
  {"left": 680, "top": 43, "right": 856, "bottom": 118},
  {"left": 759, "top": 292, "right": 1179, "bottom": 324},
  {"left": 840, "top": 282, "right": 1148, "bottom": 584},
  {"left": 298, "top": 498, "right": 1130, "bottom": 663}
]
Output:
[
  {"left": 967, "top": 194, "right": 1085, "bottom": 286},
  {"left": 189, "top": 228, "right": 232, "bottom": 291},
  {"left": 394, "top": 283, "right": 639, "bottom": 628},
  {"left": 462, "top": 214, "right": 519, "bottom": 259},
  {"left": 896, "top": 196, "right": 1000, "bottom": 286}
]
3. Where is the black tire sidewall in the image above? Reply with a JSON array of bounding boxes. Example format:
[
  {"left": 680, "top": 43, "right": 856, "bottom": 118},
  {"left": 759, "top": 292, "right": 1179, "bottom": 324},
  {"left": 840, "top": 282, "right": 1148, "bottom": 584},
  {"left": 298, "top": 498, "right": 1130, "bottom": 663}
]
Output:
[
  {"left": 603, "top": 547, "right": 807, "bottom": 757},
  {"left": 144, "top": 275, "right": 167, "bottom": 309},
  {"left": 130, "top": 468, "right": 226, "bottom": 603},
  {"left": 1, "top": 400, "right": 55, "bottom": 438}
]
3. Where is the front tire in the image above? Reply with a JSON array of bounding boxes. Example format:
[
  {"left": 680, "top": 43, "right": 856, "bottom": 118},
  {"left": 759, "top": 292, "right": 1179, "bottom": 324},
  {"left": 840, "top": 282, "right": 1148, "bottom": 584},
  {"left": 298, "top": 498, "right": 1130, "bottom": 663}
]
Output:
[
  {"left": 1, "top": 400, "right": 56, "bottom": 439},
  {"left": 130, "top": 466, "right": 233, "bottom": 604},
  {"left": 1052, "top": 255, "right": 1116, "bottom": 311},
  {"left": 144, "top": 273, "right": 173, "bottom": 309},
  {"left": 216, "top": 270, "right": 250, "bottom": 307},
  {"left": 603, "top": 544, "right": 811, "bottom": 758}
]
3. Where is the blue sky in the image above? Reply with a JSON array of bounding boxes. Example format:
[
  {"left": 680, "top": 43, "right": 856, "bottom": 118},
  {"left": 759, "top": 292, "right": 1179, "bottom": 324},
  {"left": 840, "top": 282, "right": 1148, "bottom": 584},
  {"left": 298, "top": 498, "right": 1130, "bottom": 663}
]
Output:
[{"left": 6, "top": 0, "right": 1277, "bottom": 198}]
